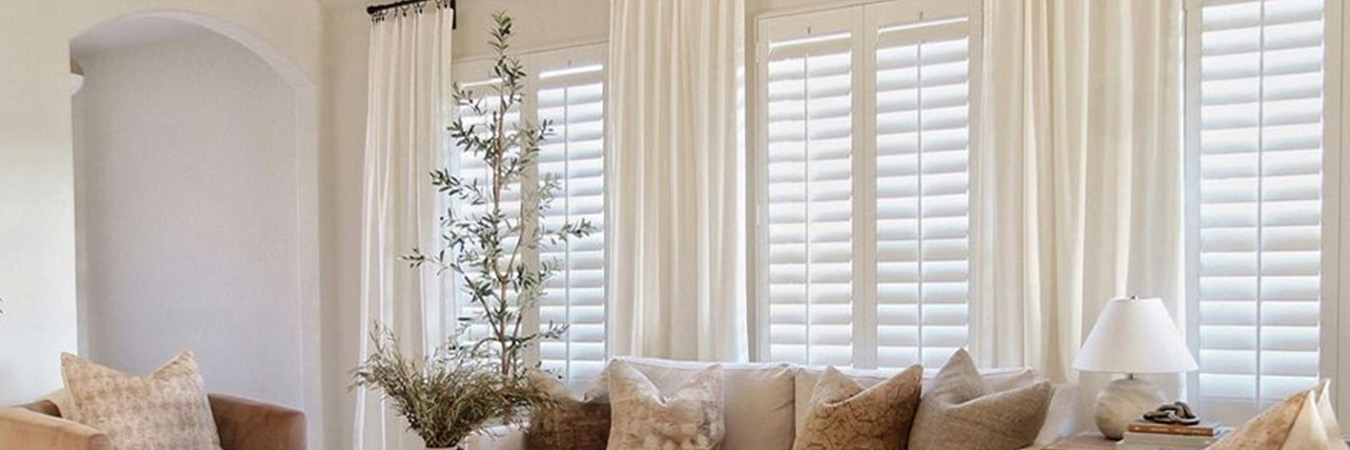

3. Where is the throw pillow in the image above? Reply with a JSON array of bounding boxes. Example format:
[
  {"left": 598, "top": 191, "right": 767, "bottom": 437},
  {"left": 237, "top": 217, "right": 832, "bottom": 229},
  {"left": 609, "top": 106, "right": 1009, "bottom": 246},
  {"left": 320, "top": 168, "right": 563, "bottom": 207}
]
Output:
[
  {"left": 908, "top": 349, "right": 1051, "bottom": 450},
  {"left": 61, "top": 351, "right": 222, "bottom": 450},
  {"left": 792, "top": 364, "right": 923, "bottom": 450},
  {"left": 616, "top": 358, "right": 796, "bottom": 450},
  {"left": 606, "top": 360, "right": 725, "bottom": 450},
  {"left": 526, "top": 370, "right": 610, "bottom": 450},
  {"left": 1210, "top": 380, "right": 1350, "bottom": 450}
]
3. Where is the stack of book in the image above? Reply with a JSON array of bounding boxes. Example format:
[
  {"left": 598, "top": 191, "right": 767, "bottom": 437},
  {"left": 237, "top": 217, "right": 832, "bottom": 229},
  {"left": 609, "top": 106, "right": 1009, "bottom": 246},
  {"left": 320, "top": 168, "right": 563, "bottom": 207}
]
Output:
[{"left": 1115, "top": 421, "right": 1230, "bottom": 449}]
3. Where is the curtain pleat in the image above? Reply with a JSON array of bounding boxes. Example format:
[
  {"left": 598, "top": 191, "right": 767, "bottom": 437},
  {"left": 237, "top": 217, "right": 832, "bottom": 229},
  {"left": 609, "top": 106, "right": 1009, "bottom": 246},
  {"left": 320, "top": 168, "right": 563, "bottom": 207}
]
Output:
[
  {"left": 980, "top": 0, "right": 1184, "bottom": 391},
  {"left": 353, "top": 6, "right": 452, "bottom": 450},
  {"left": 606, "top": 0, "right": 748, "bottom": 362}
]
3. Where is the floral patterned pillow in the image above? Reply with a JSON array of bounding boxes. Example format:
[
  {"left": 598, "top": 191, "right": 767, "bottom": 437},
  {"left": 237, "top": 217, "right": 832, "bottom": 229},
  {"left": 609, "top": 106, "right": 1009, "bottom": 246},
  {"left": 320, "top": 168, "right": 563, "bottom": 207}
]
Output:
[
  {"left": 61, "top": 351, "right": 222, "bottom": 450},
  {"left": 605, "top": 360, "right": 725, "bottom": 450},
  {"left": 793, "top": 365, "right": 923, "bottom": 450}
]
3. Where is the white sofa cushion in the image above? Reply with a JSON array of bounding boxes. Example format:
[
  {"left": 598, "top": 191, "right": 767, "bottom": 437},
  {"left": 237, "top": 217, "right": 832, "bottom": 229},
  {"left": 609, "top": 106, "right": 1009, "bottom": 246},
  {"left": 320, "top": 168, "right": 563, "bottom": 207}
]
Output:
[
  {"left": 618, "top": 357, "right": 797, "bottom": 450},
  {"left": 574, "top": 358, "right": 1076, "bottom": 450}
]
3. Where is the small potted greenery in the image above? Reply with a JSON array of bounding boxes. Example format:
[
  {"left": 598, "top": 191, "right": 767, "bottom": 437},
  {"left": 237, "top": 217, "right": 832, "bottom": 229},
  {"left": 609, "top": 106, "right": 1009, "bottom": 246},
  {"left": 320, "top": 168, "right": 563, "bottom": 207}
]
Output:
[{"left": 352, "top": 10, "right": 593, "bottom": 450}]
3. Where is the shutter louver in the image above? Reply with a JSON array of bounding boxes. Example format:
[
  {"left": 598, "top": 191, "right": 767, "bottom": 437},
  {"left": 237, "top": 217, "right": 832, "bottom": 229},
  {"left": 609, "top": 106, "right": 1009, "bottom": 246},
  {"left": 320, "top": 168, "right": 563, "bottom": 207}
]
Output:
[
  {"left": 874, "top": 18, "right": 972, "bottom": 372},
  {"left": 1194, "top": 0, "right": 1324, "bottom": 412},
  {"left": 765, "top": 30, "right": 856, "bottom": 367},
  {"left": 536, "top": 61, "right": 607, "bottom": 385}
]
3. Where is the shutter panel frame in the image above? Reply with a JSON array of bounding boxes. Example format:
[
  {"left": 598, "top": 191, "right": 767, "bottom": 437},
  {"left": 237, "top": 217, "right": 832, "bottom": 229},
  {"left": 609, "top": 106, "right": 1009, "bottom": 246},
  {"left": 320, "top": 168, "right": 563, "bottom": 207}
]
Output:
[
  {"left": 754, "top": 0, "right": 981, "bottom": 371},
  {"left": 1185, "top": 0, "right": 1342, "bottom": 426}
]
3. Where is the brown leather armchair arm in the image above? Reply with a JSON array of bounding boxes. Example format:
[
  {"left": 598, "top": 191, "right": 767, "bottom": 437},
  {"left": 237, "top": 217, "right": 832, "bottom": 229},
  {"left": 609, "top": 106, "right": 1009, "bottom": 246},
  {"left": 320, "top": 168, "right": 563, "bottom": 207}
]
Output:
[
  {"left": 0, "top": 406, "right": 110, "bottom": 450},
  {"left": 209, "top": 394, "right": 306, "bottom": 450}
]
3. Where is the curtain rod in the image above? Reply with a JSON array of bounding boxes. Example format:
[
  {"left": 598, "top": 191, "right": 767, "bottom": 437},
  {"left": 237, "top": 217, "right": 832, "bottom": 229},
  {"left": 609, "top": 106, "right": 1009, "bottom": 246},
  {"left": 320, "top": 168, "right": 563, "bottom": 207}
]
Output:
[{"left": 366, "top": 0, "right": 457, "bottom": 27}]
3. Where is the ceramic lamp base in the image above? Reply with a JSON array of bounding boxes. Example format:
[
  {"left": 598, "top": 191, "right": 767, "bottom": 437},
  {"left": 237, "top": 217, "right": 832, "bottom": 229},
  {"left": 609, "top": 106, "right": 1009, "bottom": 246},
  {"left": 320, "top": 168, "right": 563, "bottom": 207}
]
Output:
[{"left": 1095, "top": 377, "right": 1167, "bottom": 440}]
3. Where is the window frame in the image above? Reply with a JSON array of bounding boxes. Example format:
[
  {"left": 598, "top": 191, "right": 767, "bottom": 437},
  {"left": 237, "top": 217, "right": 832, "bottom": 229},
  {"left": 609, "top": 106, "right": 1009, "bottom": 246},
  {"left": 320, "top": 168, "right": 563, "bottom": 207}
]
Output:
[
  {"left": 1181, "top": 0, "right": 1346, "bottom": 426},
  {"left": 750, "top": 0, "right": 984, "bottom": 369},
  {"left": 448, "top": 42, "right": 610, "bottom": 384}
]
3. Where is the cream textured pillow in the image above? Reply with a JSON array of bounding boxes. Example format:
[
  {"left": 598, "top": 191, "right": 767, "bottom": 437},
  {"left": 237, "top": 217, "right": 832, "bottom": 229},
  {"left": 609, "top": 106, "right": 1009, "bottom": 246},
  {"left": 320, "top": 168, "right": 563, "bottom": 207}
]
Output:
[
  {"left": 526, "top": 370, "right": 610, "bottom": 450},
  {"left": 793, "top": 365, "right": 922, "bottom": 450},
  {"left": 61, "top": 351, "right": 222, "bottom": 450},
  {"left": 908, "top": 349, "right": 1050, "bottom": 450},
  {"left": 606, "top": 360, "right": 725, "bottom": 450},
  {"left": 618, "top": 358, "right": 796, "bottom": 450}
]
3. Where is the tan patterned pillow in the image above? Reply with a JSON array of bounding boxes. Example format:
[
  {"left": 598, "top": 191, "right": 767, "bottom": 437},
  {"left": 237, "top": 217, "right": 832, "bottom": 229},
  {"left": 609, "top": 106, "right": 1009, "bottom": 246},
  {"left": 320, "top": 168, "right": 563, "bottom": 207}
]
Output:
[
  {"left": 1210, "top": 381, "right": 1350, "bottom": 450},
  {"left": 908, "top": 349, "right": 1051, "bottom": 450},
  {"left": 526, "top": 370, "right": 610, "bottom": 450},
  {"left": 793, "top": 365, "right": 922, "bottom": 450},
  {"left": 61, "top": 351, "right": 222, "bottom": 450},
  {"left": 606, "top": 360, "right": 725, "bottom": 450}
]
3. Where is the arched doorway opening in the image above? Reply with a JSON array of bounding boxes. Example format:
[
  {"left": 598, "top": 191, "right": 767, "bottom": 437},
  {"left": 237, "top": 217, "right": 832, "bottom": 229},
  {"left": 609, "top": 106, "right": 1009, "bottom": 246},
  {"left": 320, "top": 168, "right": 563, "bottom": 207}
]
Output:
[{"left": 68, "top": 12, "right": 321, "bottom": 442}]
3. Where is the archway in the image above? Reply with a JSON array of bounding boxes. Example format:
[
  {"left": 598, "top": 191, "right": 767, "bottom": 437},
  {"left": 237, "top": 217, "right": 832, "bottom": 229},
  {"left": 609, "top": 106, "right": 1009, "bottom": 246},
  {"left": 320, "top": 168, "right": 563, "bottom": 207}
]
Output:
[{"left": 68, "top": 11, "right": 321, "bottom": 444}]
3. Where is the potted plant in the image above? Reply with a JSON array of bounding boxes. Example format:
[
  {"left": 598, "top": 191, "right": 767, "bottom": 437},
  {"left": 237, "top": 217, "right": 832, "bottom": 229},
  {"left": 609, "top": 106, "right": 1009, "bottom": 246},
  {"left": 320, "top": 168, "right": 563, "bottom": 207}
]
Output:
[{"left": 352, "top": 11, "right": 594, "bottom": 450}]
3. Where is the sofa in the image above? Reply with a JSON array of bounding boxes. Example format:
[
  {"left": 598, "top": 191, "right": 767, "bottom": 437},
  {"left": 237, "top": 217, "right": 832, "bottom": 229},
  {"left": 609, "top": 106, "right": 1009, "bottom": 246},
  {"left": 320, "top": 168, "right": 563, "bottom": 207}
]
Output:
[
  {"left": 473, "top": 356, "right": 1080, "bottom": 450},
  {"left": 0, "top": 394, "right": 306, "bottom": 450}
]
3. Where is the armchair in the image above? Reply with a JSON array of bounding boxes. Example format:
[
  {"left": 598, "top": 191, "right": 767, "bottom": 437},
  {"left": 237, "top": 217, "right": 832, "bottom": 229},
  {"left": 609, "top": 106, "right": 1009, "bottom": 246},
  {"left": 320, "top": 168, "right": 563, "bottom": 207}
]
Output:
[{"left": 0, "top": 394, "right": 305, "bottom": 450}]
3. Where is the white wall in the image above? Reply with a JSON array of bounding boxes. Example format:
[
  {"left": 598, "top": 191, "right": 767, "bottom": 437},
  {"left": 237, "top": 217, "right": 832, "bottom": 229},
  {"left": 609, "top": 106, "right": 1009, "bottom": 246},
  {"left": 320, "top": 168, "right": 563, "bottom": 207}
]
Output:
[
  {"left": 72, "top": 28, "right": 304, "bottom": 409},
  {"left": 317, "top": 1, "right": 608, "bottom": 446},
  {"left": 0, "top": 1, "right": 323, "bottom": 446}
]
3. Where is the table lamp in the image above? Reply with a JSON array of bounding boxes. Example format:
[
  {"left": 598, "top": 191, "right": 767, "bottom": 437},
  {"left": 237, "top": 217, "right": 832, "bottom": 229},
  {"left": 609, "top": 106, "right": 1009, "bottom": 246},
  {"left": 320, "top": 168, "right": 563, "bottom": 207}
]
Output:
[{"left": 1073, "top": 296, "right": 1198, "bottom": 440}]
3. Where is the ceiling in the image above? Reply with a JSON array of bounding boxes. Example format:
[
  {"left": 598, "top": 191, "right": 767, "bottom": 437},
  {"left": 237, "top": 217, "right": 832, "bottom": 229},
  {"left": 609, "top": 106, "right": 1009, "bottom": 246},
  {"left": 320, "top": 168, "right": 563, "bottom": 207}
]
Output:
[{"left": 71, "top": 16, "right": 208, "bottom": 58}]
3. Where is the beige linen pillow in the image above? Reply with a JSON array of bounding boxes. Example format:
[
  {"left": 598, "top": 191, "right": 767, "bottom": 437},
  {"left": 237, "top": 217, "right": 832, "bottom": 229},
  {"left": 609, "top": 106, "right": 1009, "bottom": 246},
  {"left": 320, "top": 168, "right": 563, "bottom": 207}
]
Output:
[
  {"left": 526, "top": 370, "right": 610, "bottom": 450},
  {"left": 1211, "top": 381, "right": 1350, "bottom": 450},
  {"left": 606, "top": 360, "right": 725, "bottom": 450},
  {"left": 793, "top": 365, "right": 923, "bottom": 450},
  {"left": 61, "top": 351, "right": 222, "bottom": 450},
  {"left": 908, "top": 349, "right": 1051, "bottom": 450}
]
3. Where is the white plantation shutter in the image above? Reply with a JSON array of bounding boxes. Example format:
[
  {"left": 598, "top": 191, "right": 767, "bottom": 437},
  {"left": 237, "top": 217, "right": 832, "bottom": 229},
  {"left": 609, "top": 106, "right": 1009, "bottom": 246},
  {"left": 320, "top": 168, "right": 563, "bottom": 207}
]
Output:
[
  {"left": 757, "top": 0, "right": 979, "bottom": 370},
  {"left": 762, "top": 10, "right": 857, "bottom": 367},
  {"left": 451, "top": 45, "right": 608, "bottom": 384},
  {"left": 534, "top": 49, "right": 607, "bottom": 385},
  {"left": 451, "top": 67, "right": 524, "bottom": 345},
  {"left": 1186, "top": 0, "right": 1333, "bottom": 422},
  {"left": 871, "top": 7, "right": 973, "bottom": 372}
]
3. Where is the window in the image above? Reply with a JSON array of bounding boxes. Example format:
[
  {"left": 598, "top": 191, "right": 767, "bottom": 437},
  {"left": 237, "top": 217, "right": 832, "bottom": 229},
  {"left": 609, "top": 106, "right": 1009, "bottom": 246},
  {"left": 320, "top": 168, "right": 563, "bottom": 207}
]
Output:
[
  {"left": 452, "top": 44, "right": 608, "bottom": 385},
  {"left": 1184, "top": 0, "right": 1341, "bottom": 424},
  {"left": 755, "top": 0, "right": 981, "bottom": 371}
]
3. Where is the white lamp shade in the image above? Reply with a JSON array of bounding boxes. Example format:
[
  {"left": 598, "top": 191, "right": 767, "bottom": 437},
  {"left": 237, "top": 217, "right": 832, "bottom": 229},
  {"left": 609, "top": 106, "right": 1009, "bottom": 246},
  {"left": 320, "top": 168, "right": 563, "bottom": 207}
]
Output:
[{"left": 1073, "top": 297, "right": 1198, "bottom": 374}]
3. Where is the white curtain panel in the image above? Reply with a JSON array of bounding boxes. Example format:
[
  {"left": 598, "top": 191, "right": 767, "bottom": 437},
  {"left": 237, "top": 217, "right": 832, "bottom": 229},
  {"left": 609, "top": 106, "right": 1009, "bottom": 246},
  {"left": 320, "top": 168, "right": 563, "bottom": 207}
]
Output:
[
  {"left": 607, "top": 0, "right": 749, "bottom": 362},
  {"left": 977, "top": 0, "right": 1184, "bottom": 387},
  {"left": 353, "top": 4, "right": 453, "bottom": 450}
]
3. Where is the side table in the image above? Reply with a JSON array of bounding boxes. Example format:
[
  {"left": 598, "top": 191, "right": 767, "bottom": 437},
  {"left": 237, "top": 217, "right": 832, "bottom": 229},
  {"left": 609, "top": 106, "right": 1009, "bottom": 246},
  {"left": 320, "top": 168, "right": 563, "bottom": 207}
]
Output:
[{"left": 1045, "top": 432, "right": 1116, "bottom": 450}]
